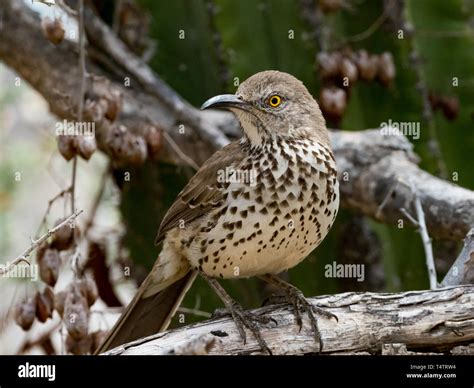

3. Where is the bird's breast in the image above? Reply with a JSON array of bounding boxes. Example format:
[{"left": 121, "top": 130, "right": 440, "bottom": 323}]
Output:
[{"left": 186, "top": 138, "right": 339, "bottom": 279}]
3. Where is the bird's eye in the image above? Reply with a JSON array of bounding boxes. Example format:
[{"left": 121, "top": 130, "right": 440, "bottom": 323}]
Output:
[{"left": 268, "top": 95, "right": 282, "bottom": 108}]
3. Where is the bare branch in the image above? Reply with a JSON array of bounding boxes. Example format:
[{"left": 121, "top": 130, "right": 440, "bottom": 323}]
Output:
[
  {"left": 0, "top": 209, "right": 83, "bottom": 275},
  {"left": 442, "top": 229, "right": 474, "bottom": 286},
  {"left": 103, "top": 286, "right": 474, "bottom": 355}
]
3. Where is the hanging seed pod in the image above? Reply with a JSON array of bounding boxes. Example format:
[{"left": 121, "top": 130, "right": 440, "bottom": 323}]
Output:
[
  {"left": 41, "top": 17, "right": 65, "bottom": 45},
  {"left": 339, "top": 57, "right": 358, "bottom": 84},
  {"left": 104, "top": 89, "right": 123, "bottom": 122},
  {"left": 57, "top": 135, "right": 77, "bottom": 161},
  {"left": 319, "top": 87, "right": 347, "bottom": 122},
  {"left": 66, "top": 334, "right": 93, "bottom": 355},
  {"left": 77, "top": 135, "right": 97, "bottom": 161},
  {"left": 38, "top": 248, "right": 61, "bottom": 287},
  {"left": 54, "top": 290, "right": 68, "bottom": 318},
  {"left": 90, "top": 330, "right": 108, "bottom": 353},
  {"left": 355, "top": 50, "right": 378, "bottom": 81},
  {"left": 77, "top": 278, "right": 99, "bottom": 307},
  {"left": 64, "top": 284, "right": 89, "bottom": 340},
  {"left": 14, "top": 297, "right": 36, "bottom": 331},
  {"left": 440, "top": 96, "right": 459, "bottom": 121},
  {"left": 125, "top": 135, "right": 148, "bottom": 165},
  {"left": 377, "top": 52, "right": 396, "bottom": 87},
  {"left": 36, "top": 289, "right": 54, "bottom": 322},
  {"left": 52, "top": 218, "right": 75, "bottom": 251},
  {"left": 317, "top": 51, "right": 341, "bottom": 79},
  {"left": 145, "top": 125, "right": 163, "bottom": 158},
  {"left": 84, "top": 98, "right": 108, "bottom": 124},
  {"left": 319, "top": 0, "right": 344, "bottom": 13}
]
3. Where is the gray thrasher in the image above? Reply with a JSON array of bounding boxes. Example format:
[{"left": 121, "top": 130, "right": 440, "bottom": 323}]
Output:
[{"left": 96, "top": 71, "right": 339, "bottom": 354}]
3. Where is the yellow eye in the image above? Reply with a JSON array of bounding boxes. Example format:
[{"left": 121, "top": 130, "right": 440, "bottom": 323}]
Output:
[{"left": 268, "top": 95, "right": 282, "bottom": 107}]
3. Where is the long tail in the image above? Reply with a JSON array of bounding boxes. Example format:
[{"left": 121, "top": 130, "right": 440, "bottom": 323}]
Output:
[{"left": 95, "top": 266, "right": 197, "bottom": 354}]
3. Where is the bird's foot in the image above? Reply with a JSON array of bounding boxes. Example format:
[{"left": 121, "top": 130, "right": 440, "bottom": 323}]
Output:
[
  {"left": 225, "top": 301, "right": 273, "bottom": 355},
  {"left": 259, "top": 274, "right": 337, "bottom": 353},
  {"left": 284, "top": 287, "right": 337, "bottom": 352}
]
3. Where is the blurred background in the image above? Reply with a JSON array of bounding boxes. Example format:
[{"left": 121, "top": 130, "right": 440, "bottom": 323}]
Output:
[{"left": 0, "top": 0, "right": 473, "bottom": 354}]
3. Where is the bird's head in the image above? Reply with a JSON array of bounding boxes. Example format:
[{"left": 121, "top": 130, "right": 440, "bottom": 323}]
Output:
[{"left": 201, "top": 70, "right": 328, "bottom": 146}]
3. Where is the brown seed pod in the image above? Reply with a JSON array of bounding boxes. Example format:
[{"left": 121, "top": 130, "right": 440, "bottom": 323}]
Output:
[
  {"left": 319, "top": 87, "right": 347, "bottom": 122},
  {"left": 14, "top": 297, "right": 36, "bottom": 331},
  {"left": 41, "top": 17, "right": 65, "bottom": 45},
  {"left": 145, "top": 125, "right": 163, "bottom": 158},
  {"left": 77, "top": 136, "right": 97, "bottom": 161},
  {"left": 355, "top": 50, "right": 378, "bottom": 82},
  {"left": 66, "top": 334, "right": 93, "bottom": 355},
  {"left": 57, "top": 135, "right": 77, "bottom": 161},
  {"left": 125, "top": 135, "right": 148, "bottom": 165},
  {"left": 104, "top": 89, "right": 123, "bottom": 122},
  {"left": 377, "top": 52, "right": 396, "bottom": 87},
  {"left": 54, "top": 290, "right": 67, "bottom": 318},
  {"left": 36, "top": 289, "right": 54, "bottom": 322},
  {"left": 319, "top": 0, "right": 344, "bottom": 13},
  {"left": 90, "top": 330, "right": 108, "bottom": 353},
  {"left": 440, "top": 96, "right": 459, "bottom": 121},
  {"left": 51, "top": 218, "right": 75, "bottom": 251},
  {"left": 317, "top": 51, "right": 341, "bottom": 79},
  {"left": 64, "top": 284, "right": 89, "bottom": 340},
  {"left": 77, "top": 278, "right": 99, "bottom": 307},
  {"left": 84, "top": 98, "right": 108, "bottom": 124},
  {"left": 38, "top": 248, "right": 61, "bottom": 287},
  {"left": 339, "top": 57, "right": 358, "bottom": 84}
]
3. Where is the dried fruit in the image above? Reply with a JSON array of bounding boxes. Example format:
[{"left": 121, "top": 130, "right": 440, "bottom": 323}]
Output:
[
  {"left": 319, "top": 87, "right": 347, "bottom": 122},
  {"left": 339, "top": 57, "right": 358, "bottom": 84},
  {"left": 36, "top": 289, "right": 54, "bottom": 322},
  {"left": 317, "top": 52, "right": 341, "bottom": 79},
  {"left": 145, "top": 125, "right": 162, "bottom": 158},
  {"left": 77, "top": 278, "right": 99, "bottom": 307},
  {"left": 355, "top": 50, "right": 378, "bottom": 81},
  {"left": 14, "top": 297, "right": 36, "bottom": 330},
  {"left": 66, "top": 334, "right": 93, "bottom": 355},
  {"left": 319, "top": 0, "right": 344, "bottom": 13},
  {"left": 104, "top": 89, "right": 123, "bottom": 121},
  {"left": 77, "top": 136, "right": 97, "bottom": 161},
  {"left": 440, "top": 96, "right": 459, "bottom": 121},
  {"left": 38, "top": 248, "right": 61, "bottom": 287},
  {"left": 377, "top": 52, "right": 396, "bottom": 87},
  {"left": 51, "top": 218, "right": 75, "bottom": 251},
  {"left": 90, "top": 330, "right": 108, "bottom": 353},
  {"left": 126, "top": 135, "right": 148, "bottom": 165},
  {"left": 41, "top": 17, "right": 65, "bottom": 45},
  {"left": 57, "top": 135, "right": 77, "bottom": 161},
  {"left": 54, "top": 290, "right": 67, "bottom": 318},
  {"left": 64, "top": 284, "right": 89, "bottom": 340}
]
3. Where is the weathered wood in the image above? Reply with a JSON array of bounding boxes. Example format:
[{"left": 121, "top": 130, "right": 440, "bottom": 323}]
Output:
[{"left": 103, "top": 286, "right": 474, "bottom": 355}]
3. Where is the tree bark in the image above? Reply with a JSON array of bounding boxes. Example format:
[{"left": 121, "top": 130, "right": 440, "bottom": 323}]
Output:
[
  {"left": 0, "top": 0, "right": 473, "bottom": 241},
  {"left": 102, "top": 285, "right": 474, "bottom": 355}
]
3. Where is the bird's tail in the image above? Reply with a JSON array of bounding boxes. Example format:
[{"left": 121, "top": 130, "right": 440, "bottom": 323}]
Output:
[{"left": 95, "top": 252, "right": 197, "bottom": 354}]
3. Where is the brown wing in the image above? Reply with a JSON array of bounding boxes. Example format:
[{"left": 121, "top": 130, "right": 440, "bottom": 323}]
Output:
[{"left": 154, "top": 140, "right": 245, "bottom": 245}]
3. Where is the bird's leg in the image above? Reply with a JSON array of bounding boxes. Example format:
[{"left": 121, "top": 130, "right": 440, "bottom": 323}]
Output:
[
  {"left": 259, "top": 274, "right": 337, "bottom": 352},
  {"left": 199, "top": 272, "right": 272, "bottom": 355}
]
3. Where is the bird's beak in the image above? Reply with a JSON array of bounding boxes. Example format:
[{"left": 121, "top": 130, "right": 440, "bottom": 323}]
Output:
[{"left": 201, "top": 94, "right": 248, "bottom": 111}]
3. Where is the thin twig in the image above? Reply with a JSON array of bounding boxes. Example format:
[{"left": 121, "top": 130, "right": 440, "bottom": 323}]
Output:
[
  {"left": 342, "top": 0, "right": 396, "bottom": 44},
  {"left": 400, "top": 207, "right": 419, "bottom": 228},
  {"left": 163, "top": 131, "right": 200, "bottom": 171},
  {"left": 177, "top": 307, "right": 212, "bottom": 319},
  {"left": 1, "top": 210, "right": 84, "bottom": 276},
  {"left": 35, "top": 186, "right": 72, "bottom": 238},
  {"left": 376, "top": 181, "right": 398, "bottom": 219}
]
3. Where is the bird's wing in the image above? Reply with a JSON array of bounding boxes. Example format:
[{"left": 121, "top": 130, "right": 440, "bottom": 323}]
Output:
[{"left": 155, "top": 140, "right": 245, "bottom": 244}]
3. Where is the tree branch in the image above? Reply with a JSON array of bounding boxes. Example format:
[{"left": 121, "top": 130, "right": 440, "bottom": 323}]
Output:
[
  {"left": 0, "top": 0, "right": 473, "bottom": 241},
  {"left": 102, "top": 286, "right": 474, "bottom": 355}
]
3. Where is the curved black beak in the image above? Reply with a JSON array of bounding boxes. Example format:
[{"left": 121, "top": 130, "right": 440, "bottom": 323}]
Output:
[{"left": 201, "top": 94, "right": 248, "bottom": 111}]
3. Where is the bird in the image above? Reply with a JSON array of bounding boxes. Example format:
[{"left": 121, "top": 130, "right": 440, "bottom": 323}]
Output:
[{"left": 96, "top": 70, "right": 339, "bottom": 354}]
